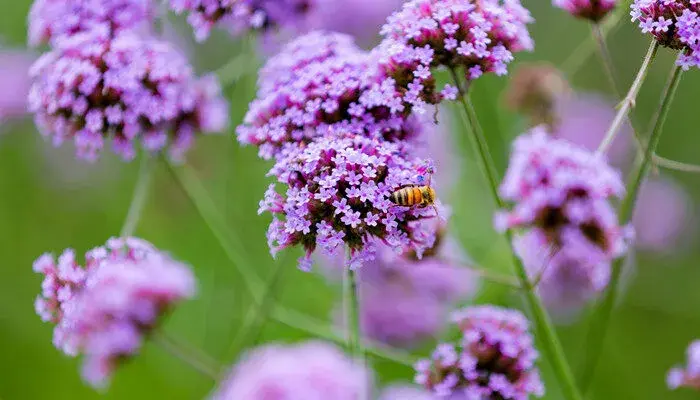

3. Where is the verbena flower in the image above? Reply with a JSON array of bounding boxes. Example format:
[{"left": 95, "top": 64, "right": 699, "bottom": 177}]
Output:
[
  {"left": 28, "top": 0, "right": 154, "bottom": 47},
  {"left": 212, "top": 341, "right": 369, "bottom": 399},
  {"left": 496, "top": 127, "right": 630, "bottom": 273},
  {"left": 668, "top": 340, "right": 700, "bottom": 391},
  {"left": 168, "top": 0, "right": 315, "bottom": 42},
  {"left": 33, "top": 237, "right": 196, "bottom": 388},
  {"left": 0, "top": 50, "right": 34, "bottom": 124},
  {"left": 237, "top": 31, "right": 419, "bottom": 160},
  {"left": 415, "top": 305, "right": 544, "bottom": 399},
  {"left": 260, "top": 134, "right": 439, "bottom": 271},
  {"left": 377, "top": 0, "right": 534, "bottom": 108},
  {"left": 28, "top": 30, "right": 228, "bottom": 162},
  {"left": 553, "top": 0, "right": 617, "bottom": 21},
  {"left": 631, "top": 0, "right": 700, "bottom": 70}
]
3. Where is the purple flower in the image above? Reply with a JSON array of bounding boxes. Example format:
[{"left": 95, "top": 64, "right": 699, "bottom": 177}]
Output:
[
  {"left": 497, "top": 127, "right": 631, "bottom": 276},
  {"left": 237, "top": 31, "right": 419, "bottom": 160},
  {"left": 33, "top": 237, "right": 196, "bottom": 388},
  {"left": 28, "top": 31, "right": 228, "bottom": 162},
  {"left": 168, "top": 0, "right": 316, "bottom": 42},
  {"left": 28, "top": 0, "right": 154, "bottom": 46},
  {"left": 0, "top": 50, "right": 34, "bottom": 124},
  {"left": 631, "top": 0, "right": 700, "bottom": 70},
  {"left": 377, "top": 0, "right": 534, "bottom": 107},
  {"left": 212, "top": 341, "right": 370, "bottom": 399},
  {"left": 668, "top": 340, "right": 700, "bottom": 391},
  {"left": 553, "top": 0, "right": 616, "bottom": 21},
  {"left": 415, "top": 305, "right": 545, "bottom": 399},
  {"left": 261, "top": 134, "right": 440, "bottom": 270}
]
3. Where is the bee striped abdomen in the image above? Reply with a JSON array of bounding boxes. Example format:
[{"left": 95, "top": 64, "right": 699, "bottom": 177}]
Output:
[{"left": 390, "top": 186, "right": 424, "bottom": 206}]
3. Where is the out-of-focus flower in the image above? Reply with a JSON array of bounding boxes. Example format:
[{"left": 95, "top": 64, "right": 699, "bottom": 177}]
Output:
[
  {"left": 33, "top": 237, "right": 196, "bottom": 388},
  {"left": 307, "top": 0, "right": 403, "bottom": 47},
  {"left": 379, "top": 385, "right": 435, "bottom": 400},
  {"left": 28, "top": 30, "right": 228, "bottom": 162},
  {"left": 260, "top": 133, "right": 439, "bottom": 271},
  {"left": 633, "top": 176, "right": 694, "bottom": 253},
  {"left": 168, "top": 0, "right": 316, "bottom": 42},
  {"left": 504, "top": 62, "right": 571, "bottom": 130},
  {"left": 415, "top": 305, "right": 544, "bottom": 398},
  {"left": 28, "top": 0, "right": 154, "bottom": 46},
  {"left": 0, "top": 50, "right": 34, "bottom": 124},
  {"left": 497, "top": 127, "right": 630, "bottom": 273},
  {"left": 553, "top": 92, "right": 632, "bottom": 166},
  {"left": 212, "top": 341, "right": 369, "bottom": 399},
  {"left": 553, "top": 0, "right": 616, "bottom": 21},
  {"left": 238, "top": 31, "right": 417, "bottom": 160},
  {"left": 377, "top": 0, "right": 534, "bottom": 110},
  {"left": 631, "top": 0, "right": 700, "bottom": 70},
  {"left": 668, "top": 340, "right": 700, "bottom": 391}
]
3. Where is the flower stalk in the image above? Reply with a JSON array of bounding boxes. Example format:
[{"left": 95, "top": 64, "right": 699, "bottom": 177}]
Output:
[
  {"left": 120, "top": 154, "right": 154, "bottom": 237},
  {"left": 152, "top": 330, "right": 221, "bottom": 380},
  {"left": 344, "top": 264, "right": 363, "bottom": 363}
]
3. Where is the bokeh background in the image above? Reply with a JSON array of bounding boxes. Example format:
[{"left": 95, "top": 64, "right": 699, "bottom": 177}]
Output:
[{"left": 1, "top": 1, "right": 700, "bottom": 399}]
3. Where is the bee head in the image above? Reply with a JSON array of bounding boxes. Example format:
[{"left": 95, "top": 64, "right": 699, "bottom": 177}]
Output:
[{"left": 422, "top": 186, "right": 436, "bottom": 204}]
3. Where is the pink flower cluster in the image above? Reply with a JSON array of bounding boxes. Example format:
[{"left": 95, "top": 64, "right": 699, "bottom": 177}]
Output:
[
  {"left": 632, "top": 0, "right": 700, "bottom": 69},
  {"left": 212, "top": 341, "right": 369, "bottom": 399},
  {"left": 668, "top": 340, "right": 700, "bottom": 391},
  {"left": 29, "top": 30, "right": 228, "bottom": 162},
  {"left": 415, "top": 305, "right": 544, "bottom": 399},
  {"left": 553, "top": 0, "right": 617, "bottom": 21},
  {"left": 168, "top": 0, "right": 316, "bottom": 42},
  {"left": 34, "top": 237, "right": 196, "bottom": 387}
]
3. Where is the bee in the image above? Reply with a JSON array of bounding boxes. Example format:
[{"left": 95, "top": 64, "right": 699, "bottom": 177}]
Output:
[{"left": 389, "top": 172, "right": 439, "bottom": 215}]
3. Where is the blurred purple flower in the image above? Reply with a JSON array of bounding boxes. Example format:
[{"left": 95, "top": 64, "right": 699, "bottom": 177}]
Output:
[
  {"left": 28, "top": 0, "right": 154, "bottom": 47},
  {"left": 237, "top": 31, "right": 418, "bottom": 160},
  {"left": 28, "top": 30, "right": 228, "bottom": 162},
  {"left": 376, "top": 0, "right": 534, "bottom": 110},
  {"left": 631, "top": 0, "right": 700, "bottom": 70},
  {"left": 379, "top": 385, "right": 435, "bottom": 400},
  {"left": 668, "top": 340, "right": 700, "bottom": 391},
  {"left": 33, "top": 237, "right": 196, "bottom": 388},
  {"left": 261, "top": 133, "right": 440, "bottom": 270},
  {"left": 415, "top": 305, "right": 544, "bottom": 399},
  {"left": 0, "top": 50, "right": 34, "bottom": 124},
  {"left": 212, "top": 341, "right": 369, "bottom": 399},
  {"left": 168, "top": 0, "right": 316, "bottom": 42},
  {"left": 633, "top": 176, "right": 694, "bottom": 253},
  {"left": 553, "top": 0, "right": 616, "bottom": 21},
  {"left": 307, "top": 0, "right": 403, "bottom": 47}
]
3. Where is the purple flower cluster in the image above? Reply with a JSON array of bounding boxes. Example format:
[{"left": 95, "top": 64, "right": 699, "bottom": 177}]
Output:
[
  {"left": 168, "top": 0, "right": 315, "bottom": 42},
  {"left": 377, "top": 0, "right": 533, "bottom": 109},
  {"left": 212, "top": 341, "right": 369, "bottom": 399},
  {"left": 415, "top": 305, "right": 544, "bottom": 399},
  {"left": 553, "top": 0, "right": 616, "bottom": 21},
  {"left": 29, "top": 30, "right": 228, "bottom": 162},
  {"left": 668, "top": 340, "right": 700, "bottom": 391},
  {"left": 496, "top": 128, "right": 630, "bottom": 301},
  {"left": 34, "top": 237, "right": 196, "bottom": 387},
  {"left": 631, "top": 0, "right": 700, "bottom": 70},
  {"left": 28, "top": 0, "right": 154, "bottom": 46}
]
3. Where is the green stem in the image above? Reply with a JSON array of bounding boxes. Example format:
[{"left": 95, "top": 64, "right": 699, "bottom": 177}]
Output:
[
  {"left": 119, "top": 155, "right": 154, "bottom": 237},
  {"left": 580, "top": 64, "right": 684, "bottom": 393},
  {"left": 344, "top": 265, "right": 363, "bottom": 362},
  {"left": 152, "top": 330, "right": 221, "bottom": 379},
  {"left": 597, "top": 41, "right": 659, "bottom": 154},
  {"left": 450, "top": 70, "right": 583, "bottom": 400}
]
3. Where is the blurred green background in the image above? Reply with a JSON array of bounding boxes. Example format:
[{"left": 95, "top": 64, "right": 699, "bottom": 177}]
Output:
[{"left": 2, "top": 1, "right": 700, "bottom": 399}]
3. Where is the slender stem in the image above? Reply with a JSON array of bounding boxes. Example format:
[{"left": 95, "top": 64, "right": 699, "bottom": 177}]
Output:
[
  {"left": 450, "top": 71, "right": 583, "bottom": 400},
  {"left": 120, "top": 155, "right": 154, "bottom": 237},
  {"left": 654, "top": 154, "right": 700, "bottom": 173},
  {"left": 597, "top": 41, "right": 659, "bottom": 154},
  {"left": 151, "top": 330, "right": 221, "bottom": 379},
  {"left": 580, "top": 64, "right": 684, "bottom": 393},
  {"left": 344, "top": 265, "right": 363, "bottom": 363}
]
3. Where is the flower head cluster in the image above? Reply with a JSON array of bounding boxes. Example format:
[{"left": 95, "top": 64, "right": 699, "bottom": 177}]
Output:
[
  {"left": 33, "top": 237, "right": 196, "bottom": 387},
  {"left": 29, "top": 30, "right": 228, "bottom": 162},
  {"left": 212, "top": 341, "right": 369, "bottom": 400},
  {"left": 553, "top": 0, "right": 616, "bottom": 21},
  {"left": 668, "top": 340, "right": 700, "bottom": 391},
  {"left": 168, "top": 0, "right": 315, "bottom": 42},
  {"left": 261, "top": 134, "right": 439, "bottom": 270},
  {"left": 377, "top": 0, "right": 534, "bottom": 108},
  {"left": 497, "top": 128, "right": 630, "bottom": 278},
  {"left": 415, "top": 305, "right": 544, "bottom": 399},
  {"left": 238, "top": 31, "right": 420, "bottom": 160},
  {"left": 631, "top": 0, "right": 700, "bottom": 70},
  {"left": 28, "top": 0, "right": 154, "bottom": 46}
]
